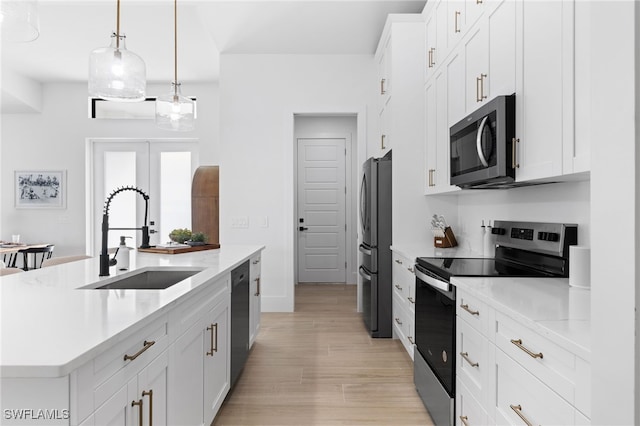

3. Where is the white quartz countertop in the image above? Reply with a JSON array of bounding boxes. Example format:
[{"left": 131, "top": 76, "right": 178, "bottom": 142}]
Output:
[
  {"left": 452, "top": 276, "right": 591, "bottom": 360},
  {"left": 390, "top": 242, "right": 482, "bottom": 262},
  {"left": 0, "top": 245, "right": 264, "bottom": 378}
]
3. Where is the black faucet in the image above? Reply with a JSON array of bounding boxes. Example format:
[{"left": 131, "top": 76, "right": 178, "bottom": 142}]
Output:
[{"left": 100, "top": 186, "right": 152, "bottom": 277}]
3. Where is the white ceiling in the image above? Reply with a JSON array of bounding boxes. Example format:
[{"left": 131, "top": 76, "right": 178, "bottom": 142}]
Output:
[{"left": 1, "top": 0, "right": 427, "bottom": 85}]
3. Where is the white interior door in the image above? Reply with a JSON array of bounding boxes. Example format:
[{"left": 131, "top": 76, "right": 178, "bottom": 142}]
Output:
[
  {"left": 91, "top": 140, "right": 198, "bottom": 255},
  {"left": 297, "top": 138, "right": 347, "bottom": 283}
]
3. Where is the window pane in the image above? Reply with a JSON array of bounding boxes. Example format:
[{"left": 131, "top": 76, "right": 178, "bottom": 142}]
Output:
[
  {"left": 104, "top": 152, "right": 137, "bottom": 248},
  {"left": 160, "top": 152, "right": 192, "bottom": 243}
]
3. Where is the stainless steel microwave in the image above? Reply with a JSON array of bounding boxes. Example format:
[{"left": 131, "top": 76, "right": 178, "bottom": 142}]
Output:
[{"left": 449, "top": 94, "right": 516, "bottom": 188}]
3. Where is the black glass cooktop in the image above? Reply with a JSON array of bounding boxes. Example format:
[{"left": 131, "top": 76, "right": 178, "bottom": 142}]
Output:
[{"left": 416, "top": 257, "right": 559, "bottom": 281}]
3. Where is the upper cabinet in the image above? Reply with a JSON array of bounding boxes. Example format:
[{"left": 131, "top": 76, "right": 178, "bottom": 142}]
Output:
[{"left": 423, "top": 0, "right": 590, "bottom": 193}]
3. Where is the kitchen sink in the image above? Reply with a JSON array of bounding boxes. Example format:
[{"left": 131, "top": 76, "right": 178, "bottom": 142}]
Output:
[{"left": 81, "top": 267, "right": 204, "bottom": 290}]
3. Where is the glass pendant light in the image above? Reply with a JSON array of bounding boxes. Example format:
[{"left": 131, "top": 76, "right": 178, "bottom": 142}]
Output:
[
  {"left": 88, "top": 0, "right": 146, "bottom": 102},
  {"left": 155, "top": 0, "right": 195, "bottom": 131},
  {"left": 0, "top": 0, "right": 40, "bottom": 42}
]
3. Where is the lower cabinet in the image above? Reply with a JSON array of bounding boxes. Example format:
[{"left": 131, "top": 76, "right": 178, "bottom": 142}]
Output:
[
  {"left": 456, "top": 288, "right": 591, "bottom": 425},
  {"left": 249, "top": 253, "right": 262, "bottom": 348},
  {"left": 391, "top": 250, "right": 416, "bottom": 358}
]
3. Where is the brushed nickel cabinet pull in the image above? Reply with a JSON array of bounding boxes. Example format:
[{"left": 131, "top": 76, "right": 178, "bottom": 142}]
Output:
[
  {"left": 407, "top": 267, "right": 414, "bottom": 273},
  {"left": 460, "top": 304, "right": 479, "bottom": 316},
  {"left": 131, "top": 399, "right": 143, "bottom": 426},
  {"left": 460, "top": 415, "right": 470, "bottom": 426},
  {"left": 206, "top": 323, "right": 218, "bottom": 356},
  {"left": 510, "top": 339, "right": 543, "bottom": 359},
  {"left": 512, "top": 138, "right": 520, "bottom": 169},
  {"left": 381, "top": 134, "right": 387, "bottom": 150},
  {"left": 408, "top": 297, "right": 415, "bottom": 304},
  {"left": 460, "top": 351, "right": 479, "bottom": 367},
  {"left": 510, "top": 404, "right": 535, "bottom": 426},
  {"left": 428, "top": 169, "right": 435, "bottom": 187},
  {"left": 476, "top": 0, "right": 483, "bottom": 3},
  {"left": 394, "top": 284, "right": 403, "bottom": 291},
  {"left": 428, "top": 48, "right": 436, "bottom": 68},
  {"left": 395, "top": 317, "right": 403, "bottom": 325},
  {"left": 124, "top": 340, "right": 155, "bottom": 362},
  {"left": 381, "top": 78, "right": 386, "bottom": 95},
  {"left": 395, "top": 259, "right": 403, "bottom": 265},
  {"left": 428, "top": 48, "right": 433, "bottom": 68},
  {"left": 252, "top": 259, "right": 260, "bottom": 265},
  {"left": 455, "top": 11, "right": 461, "bottom": 33},
  {"left": 408, "top": 336, "right": 414, "bottom": 344},
  {"left": 142, "top": 390, "right": 153, "bottom": 426},
  {"left": 255, "top": 277, "right": 261, "bottom": 296}
]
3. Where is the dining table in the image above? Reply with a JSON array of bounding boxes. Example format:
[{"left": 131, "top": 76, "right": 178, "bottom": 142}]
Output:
[{"left": 1, "top": 243, "right": 52, "bottom": 269}]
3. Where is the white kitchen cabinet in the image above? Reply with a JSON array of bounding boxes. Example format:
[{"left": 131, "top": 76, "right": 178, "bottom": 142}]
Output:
[
  {"left": 447, "top": 0, "right": 466, "bottom": 50},
  {"left": 425, "top": 68, "right": 460, "bottom": 195},
  {"left": 136, "top": 350, "right": 169, "bottom": 426},
  {"left": 378, "top": 35, "right": 392, "bottom": 113},
  {"left": 378, "top": 103, "right": 392, "bottom": 156},
  {"left": 90, "top": 378, "right": 135, "bottom": 426},
  {"left": 514, "top": 0, "right": 574, "bottom": 182},
  {"left": 456, "top": 287, "right": 591, "bottom": 425},
  {"left": 249, "top": 253, "right": 262, "bottom": 348},
  {"left": 169, "top": 290, "right": 230, "bottom": 425},
  {"left": 391, "top": 251, "right": 416, "bottom": 358}
]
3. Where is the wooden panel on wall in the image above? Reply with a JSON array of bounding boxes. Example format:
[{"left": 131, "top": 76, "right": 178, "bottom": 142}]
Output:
[{"left": 192, "top": 166, "right": 219, "bottom": 246}]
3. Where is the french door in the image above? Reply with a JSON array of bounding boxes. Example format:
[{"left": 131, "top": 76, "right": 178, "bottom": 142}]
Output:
[{"left": 90, "top": 139, "right": 199, "bottom": 255}]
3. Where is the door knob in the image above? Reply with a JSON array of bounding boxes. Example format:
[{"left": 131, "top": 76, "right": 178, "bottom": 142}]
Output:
[{"left": 299, "top": 226, "right": 308, "bottom": 231}]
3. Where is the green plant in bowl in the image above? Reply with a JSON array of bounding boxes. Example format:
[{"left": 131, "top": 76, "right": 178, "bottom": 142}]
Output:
[
  {"left": 187, "top": 232, "right": 208, "bottom": 246},
  {"left": 169, "top": 228, "right": 192, "bottom": 244}
]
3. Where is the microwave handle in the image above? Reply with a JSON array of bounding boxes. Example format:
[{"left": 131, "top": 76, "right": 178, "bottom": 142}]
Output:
[{"left": 476, "top": 115, "right": 490, "bottom": 168}]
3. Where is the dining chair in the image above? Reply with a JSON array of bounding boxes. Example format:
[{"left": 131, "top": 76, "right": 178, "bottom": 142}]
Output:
[
  {"left": 15, "top": 245, "right": 55, "bottom": 271},
  {"left": 42, "top": 255, "right": 92, "bottom": 268}
]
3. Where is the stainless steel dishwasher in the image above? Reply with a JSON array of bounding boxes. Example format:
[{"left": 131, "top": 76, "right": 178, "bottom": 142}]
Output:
[{"left": 230, "top": 260, "right": 250, "bottom": 388}]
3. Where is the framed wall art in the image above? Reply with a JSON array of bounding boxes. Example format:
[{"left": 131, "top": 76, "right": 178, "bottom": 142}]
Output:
[{"left": 15, "top": 170, "right": 66, "bottom": 209}]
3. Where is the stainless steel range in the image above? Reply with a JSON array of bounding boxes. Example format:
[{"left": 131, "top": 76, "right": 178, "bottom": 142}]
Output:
[{"left": 413, "top": 220, "right": 578, "bottom": 426}]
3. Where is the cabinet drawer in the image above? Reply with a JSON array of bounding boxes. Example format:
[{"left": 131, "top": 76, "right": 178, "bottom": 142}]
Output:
[
  {"left": 392, "top": 253, "right": 414, "bottom": 301},
  {"left": 93, "top": 318, "right": 168, "bottom": 387},
  {"left": 495, "top": 312, "right": 575, "bottom": 404},
  {"left": 456, "top": 378, "right": 488, "bottom": 426},
  {"left": 457, "top": 290, "right": 489, "bottom": 336},
  {"left": 250, "top": 254, "right": 261, "bottom": 279},
  {"left": 457, "top": 317, "right": 489, "bottom": 405},
  {"left": 494, "top": 349, "right": 574, "bottom": 426},
  {"left": 392, "top": 292, "right": 414, "bottom": 358},
  {"left": 170, "top": 276, "right": 228, "bottom": 337}
]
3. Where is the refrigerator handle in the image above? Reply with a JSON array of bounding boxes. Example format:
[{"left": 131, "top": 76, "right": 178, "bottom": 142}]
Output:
[
  {"left": 358, "top": 244, "right": 372, "bottom": 256},
  {"left": 358, "top": 266, "right": 372, "bottom": 281}
]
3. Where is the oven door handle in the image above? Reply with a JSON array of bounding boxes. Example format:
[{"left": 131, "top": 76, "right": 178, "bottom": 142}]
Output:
[
  {"left": 358, "top": 266, "right": 372, "bottom": 281},
  {"left": 415, "top": 266, "right": 452, "bottom": 294},
  {"left": 476, "top": 115, "right": 490, "bottom": 168},
  {"left": 358, "top": 244, "right": 372, "bottom": 256}
]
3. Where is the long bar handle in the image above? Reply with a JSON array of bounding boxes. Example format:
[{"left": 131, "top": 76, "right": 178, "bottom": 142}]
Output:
[
  {"left": 395, "top": 317, "right": 403, "bottom": 325},
  {"left": 381, "top": 78, "right": 386, "bottom": 95},
  {"left": 510, "top": 404, "right": 535, "bottom": 426},
  {"left": 512, "top": 138, "right": 520, "bottom": 169},
  {"left": 460, "top": 304, "right": 479, "bottom": 316},
  {"left": 510, "top": 339, "right": 543, "bottom": 359},
  {"left": 428, "top": 169, "right": 435, "bottom": 187},
  {"left": 455, "top": 11, "right": 461, "bottom": 33},
  {"left": 408, "top": 297, "right": 415, "bottom": 304},
  {"left": 460, "top": 415, "right": 470, "bottom": 426},
  {"left": 142, "top": 390, "right": 153, "bottom": 426},
  {"left": 460, "top": 351, "right": 479, "bottom": 368},
  {"left": 206, "top": 323, "right": 218, "bottom": 356},
  {"left": 394, "top": 284, "right": 403, "bottom": 291},
  {"left": 381, "top": 134, "right": 386, "bottom": 150},
  {"left": 255, "top": 277, "right": 261, "bottom": 296},
  {"left": 124, "top": 340, "right": 155, "bottom": 362},
  {"left": 131, "top": 399, "right": 143, "bottom": 426},
  {"left": 395, "top": 259, "right": 403, "bottom": 265}
]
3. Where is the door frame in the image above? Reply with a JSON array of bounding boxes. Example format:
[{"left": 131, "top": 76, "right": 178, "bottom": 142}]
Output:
[
  {"left": 85, "top": 137, "right": 199, "bottom": 256},
  {"left": 284, "top": 108, "right": 367, "bottom": 313},
  {"left": 295, "top": 134, "right": 350, "bottom": 284}
]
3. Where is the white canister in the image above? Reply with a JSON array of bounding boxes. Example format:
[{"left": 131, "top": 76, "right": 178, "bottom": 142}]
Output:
[{"left": 569, "top": 245, "right": 590, "bottom": 289}]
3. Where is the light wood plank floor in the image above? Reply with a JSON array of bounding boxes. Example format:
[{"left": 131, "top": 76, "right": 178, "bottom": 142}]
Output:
[{"left": 214, "top": 284, "right": 433, "bottom": 425}]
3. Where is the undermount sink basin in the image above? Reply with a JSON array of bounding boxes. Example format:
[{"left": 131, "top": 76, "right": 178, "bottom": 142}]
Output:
[{"left": 81, "top": 267, "right": 204, "bottom": 290}]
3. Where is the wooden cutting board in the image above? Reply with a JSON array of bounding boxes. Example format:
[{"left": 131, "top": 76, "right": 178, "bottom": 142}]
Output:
[{"left": 138, "top": 244, "right": 221, "bottom": 255}]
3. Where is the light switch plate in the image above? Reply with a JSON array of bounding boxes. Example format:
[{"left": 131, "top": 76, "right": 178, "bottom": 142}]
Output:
[
  {"left": 231, "top": 216, "right": 249, "bottom": 228},
  {"left": 260, "top": 216, "right": 269, "bottom": 228}
]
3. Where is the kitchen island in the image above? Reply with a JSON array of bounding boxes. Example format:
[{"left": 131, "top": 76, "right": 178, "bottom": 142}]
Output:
[{"left": 0, "top": 244, "right": 264, "bottom": 425}]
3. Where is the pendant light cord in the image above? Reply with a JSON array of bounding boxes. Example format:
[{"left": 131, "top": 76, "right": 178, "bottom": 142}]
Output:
[
  {"left": 116, "top": 0, "right": 121, "bottom": 49},
  {"left": 174, "top": 0, "right": 179, "bottom": 96}
]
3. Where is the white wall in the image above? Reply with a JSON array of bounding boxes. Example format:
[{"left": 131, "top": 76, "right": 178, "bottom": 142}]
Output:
[
  {"left": 294, "top": 115, "right": 359, "bottom": 285},
  {"left": 219, "top": 54, "right": 376, "bottom": 312},
  {"left": 590, "top": 2, "right": 637, "bottom": 423},
  {"left": 1, "top": 82, "right": 220, "bottom": 256}
]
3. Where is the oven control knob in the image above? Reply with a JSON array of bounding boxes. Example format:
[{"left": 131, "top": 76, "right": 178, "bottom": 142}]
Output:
[
  {"left": 491, "top": 227, "right": 506, "bottom": 235},
  {"left": 442, "top": 351, "right": 448, "bottom": 363}
]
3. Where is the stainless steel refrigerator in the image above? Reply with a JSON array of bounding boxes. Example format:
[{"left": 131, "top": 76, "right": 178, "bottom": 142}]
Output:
[{"left": 358, "top": 151, "right": 392, "bottom": 338}]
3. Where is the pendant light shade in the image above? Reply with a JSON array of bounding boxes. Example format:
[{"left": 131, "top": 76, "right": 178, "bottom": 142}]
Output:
[
  {"left": 156, "top": 0, "right": 195, "bottom": 131},
  {"left": 0, "top": 0, "right": 40, "bottom": 42},
  {"left": 88, "top": 0, "right": 146, "bottom": 102},
  {"left": 156, "top": 82, "right": 195, "bottom": 131}
]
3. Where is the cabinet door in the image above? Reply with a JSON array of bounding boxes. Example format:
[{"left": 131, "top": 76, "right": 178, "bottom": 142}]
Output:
[
  {"left": 435, "top": 0, "right": 449, "bottom": 66},
  {"left": 203, "top": 300, "right": 231, "bottom": 423},
  {"left": 249, "top": 255, "right": 261, "bottom": 348},
  {"left": 169, "top": 319, "right": 205, "bottom": 426},
  {"left": 515, "top": 0, "right": 567, "bottom": 181},
  {"left": 379, "top": 105, "right": 391, "bottom": 156},
  {"left": 93, "top": 378, "right": 136, "bottom": 426},
  {"left": 463, "top": 26, "right": 488, "bottom": 114},
  {"left": 486, "top": 0, "right": 517, "bottom": 99},
  {"left": 425, "top": 77, "right": 438, "bottom": 192},
  {"left": 137, "top": 350, "right": 169, "bottom": 426},
  {"left": 425, "top": 11, "right": 437, "bottom": 80},
  {"left": 448, "top": 0, "right": 466, "bottom": 48}
]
